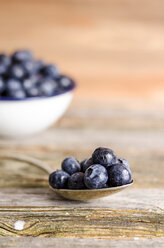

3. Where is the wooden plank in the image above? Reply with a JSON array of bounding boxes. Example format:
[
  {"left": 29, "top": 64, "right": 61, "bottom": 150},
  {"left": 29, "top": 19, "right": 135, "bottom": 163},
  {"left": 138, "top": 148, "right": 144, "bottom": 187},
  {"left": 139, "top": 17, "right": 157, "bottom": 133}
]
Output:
[
  {"left": 0, "top": 237, "right": 164, "bottom": 248},
  {"left": 0, "top": 107, "right": 164, "bottom": 239},
  {"left": 0, "top": 207, "right": 164, "bottom": 238},
  {"left": 0, "top": 107, "right": 164, "bottom": 241},
  {"left": 0, "top": 188, "right": 164, "bottom": 211},
  {"left": 0, "top": 0, "right": 164, "bottom": 245}
]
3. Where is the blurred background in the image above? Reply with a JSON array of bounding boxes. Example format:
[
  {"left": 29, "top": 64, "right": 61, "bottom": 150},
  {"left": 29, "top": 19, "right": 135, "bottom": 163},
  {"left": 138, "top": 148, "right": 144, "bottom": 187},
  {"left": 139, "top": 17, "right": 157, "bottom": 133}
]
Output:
[
  {"left": 0, "top": 0, "right": 164, "bottom": 192},
  {"left": 1, "top": 0, "right": 164, "bottom": 109}
]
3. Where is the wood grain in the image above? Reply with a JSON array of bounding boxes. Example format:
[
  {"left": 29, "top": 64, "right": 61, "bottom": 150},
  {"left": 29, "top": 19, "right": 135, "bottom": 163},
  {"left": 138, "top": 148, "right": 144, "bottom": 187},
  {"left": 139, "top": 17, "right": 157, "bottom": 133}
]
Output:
[
  {"left": 0, "top": 0, "right": 164, "bottom": 246},
  {"left": 0, "top": 188, "right": 164, "bottom": 211},
  {"left": 0, "top": 207, "right": 164, "bottom": 238},
  {"left": 1, "top": 237, "right": 164, "bottom": 248},
  {"left": 0, "top": 107, "right": 164, "bottom": 242}
]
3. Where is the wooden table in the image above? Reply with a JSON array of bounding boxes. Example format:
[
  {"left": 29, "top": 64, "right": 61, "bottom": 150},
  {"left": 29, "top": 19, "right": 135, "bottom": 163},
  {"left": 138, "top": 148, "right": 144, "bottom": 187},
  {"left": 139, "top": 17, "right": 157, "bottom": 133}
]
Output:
[
  {"left": 0, "top": 0, "right": 164, "bottom": 246},
  {"left": 0, "top": 102, "right": 164, "bottom": 247}
]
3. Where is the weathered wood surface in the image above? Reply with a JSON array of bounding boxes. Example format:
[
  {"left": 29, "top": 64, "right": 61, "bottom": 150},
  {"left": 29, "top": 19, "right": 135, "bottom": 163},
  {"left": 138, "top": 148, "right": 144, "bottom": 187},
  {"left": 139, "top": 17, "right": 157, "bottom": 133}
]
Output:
[
  {"left": 0, "top": 0, "right": 164, "bottom": 246},
  {"left": 0, "top": 106, "right": 164, "bottom": 246},
  {"left": 0, "top": 206, "right": 163, "bottom": 238},
  {"left": 0, "top": 188, "right": 164, "bottom": 211},
  {"left": 1, "top": 237, "right": 164, "bottom": 248}
]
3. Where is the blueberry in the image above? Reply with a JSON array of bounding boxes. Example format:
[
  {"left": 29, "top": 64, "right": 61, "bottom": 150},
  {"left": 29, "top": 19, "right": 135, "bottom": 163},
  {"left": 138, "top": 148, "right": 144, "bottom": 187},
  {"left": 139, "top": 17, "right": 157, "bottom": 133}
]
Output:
[
  {"left": 23, "top": 78, "right": 36, "bottom": 90},
  {"left": 12, "top": 50, "right": 33, "bottom": 62},
  {"left": 92, "top": 147, "right": 117, "bottom": 168},
  {"left": 0, "top": 54, "right": 11, "bottom": 67},
  {"left": 49, "top": 170, "right": 70, "bottom": 189},
  {"left": 0, "top": 77, "right": 5, "bottom": 93},
  {"left": 58, "top": 75, "right": 74, "bottom": 89},
  {"left": 41, "top": 64, "right": 60, "bottom": 78},
  {"left": 117, "top": 157, "right": 131, "bottom": 173},
  {"left": 9, "top": 64, "right": 25, "bottom": 79},
  {"left": 26, "top": 87, "right": 40, "bottom": 97},
  {"left": 34, "top": 60, "right": 44, "bottom": 72},
  {"left": 107, "top": 164, "right": 132, "bottom": 187},
  {"left": 6, "top": 78, "right": 22, "bottom": 91},
  {"left": 0, "top": 63, "right": 7, "bottom": 75},
  {"left": 22, "top": 60, "right": 35, "bottom": 76},
  {"left": 61, "top": 157, "right": 81, "bottom": 175},
  {"left": 68, "top": 172, "right": 86, "bottom": 189},
  {"left": 7, "top": 89, "right": 26, "bottom": 99},
  {"left": 29, "top": 74, "right": 41, "bottom": 85},
  {"left": 39, "top": 77, "right": 58, "bottom": 96},
  {"left": 103, "top": 183, "right": 109, "bottom": 188},
  {"left": 81, "top": 157, "right": 93, "bottom": 172},
  {"left": 84, "top": 164, "right": 108, "bottom": 189}
]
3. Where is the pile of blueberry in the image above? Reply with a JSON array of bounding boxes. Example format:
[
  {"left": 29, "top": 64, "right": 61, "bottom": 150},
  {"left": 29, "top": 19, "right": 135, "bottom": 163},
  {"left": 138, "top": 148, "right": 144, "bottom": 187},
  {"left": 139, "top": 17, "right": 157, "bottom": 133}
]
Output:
[
  {"left": 49, "top": 147, "right": 132, "bottom": 190},
  {"left": 0, "top": 50, "right": 74, "bottom": 100}
]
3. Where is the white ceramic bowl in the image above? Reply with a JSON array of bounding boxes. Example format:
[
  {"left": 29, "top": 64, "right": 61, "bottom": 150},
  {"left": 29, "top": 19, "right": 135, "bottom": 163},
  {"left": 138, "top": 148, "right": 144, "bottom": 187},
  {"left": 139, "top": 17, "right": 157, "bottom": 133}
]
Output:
[{"left": 0, "top": 85, "right": 75, "bottom": 138}]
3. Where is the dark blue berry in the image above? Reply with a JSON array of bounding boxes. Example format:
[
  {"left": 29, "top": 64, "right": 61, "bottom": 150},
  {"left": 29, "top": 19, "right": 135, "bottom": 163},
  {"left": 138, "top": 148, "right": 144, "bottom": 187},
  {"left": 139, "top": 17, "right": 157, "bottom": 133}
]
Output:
[
  {"left": 0, "top": 77, "right": 5, "bottom": 93},
  {"left": 0, "top": 54, "right": 11, "bottom": 67},
  {"left": 41, "top": 64, "right": 59, "bottom": 78},
  {"left": 84, "top": 164, "right": 108, "bottom": 189},
  {"left": 81, "top": 157, "right": 93, "bottom": 172},
  {"left": 68, "top": 172, "right": 86, "bottom": 189},
  {"left": 0, "top": 63, "right": 7, "bottom": 75},
  {"left": 23, "top": 78, "right": 36, "bottom": 90},
  {"left": 26, "top": 87, "right": 41, "bottom": 97},
  {"left": 0, "top": 49, "right": 75, "bottom": 100},
  {"left": 9, "top": 64, "right": 25, "bottom": 79},
  {"left": 117, "top": 157, "right": 131, "bottom": 173},
  {"left": 22, "top": 60, "right": 35, "bottom": 76},
  {"left": 107, "top": 164, "right": 132, "bottom": 187},
  {"left": 6, "top": 78, "right": 22, "bottom": 91},
  {"left": 39, "top": 77, "right": 58, "bottom": 96},
  {"left": 12, "top": 50, "right": 33, "bottom": 62},
  {"left": 61, "top": 157, "right": 81, "bottom": 175},
  {"left": 103, "top": 183, "right": 109, "bottom": 188},
  {"left": 28, "top": 74, "right": 41, "bottom": 85},
  {"left": 92, "top": 147, "right": 117, "bottom": 168},
  {"left": 7, "top": 89, "right": 26, "bottom": 99},
  {"left": 49, "top": 170, "right": 70, "bottom": 189},
  {"left": 34, "top": 60, "right": 44, "bottom": 72},
  {"left": 59, "top": 75, "right": 74, "bottom": 89}
]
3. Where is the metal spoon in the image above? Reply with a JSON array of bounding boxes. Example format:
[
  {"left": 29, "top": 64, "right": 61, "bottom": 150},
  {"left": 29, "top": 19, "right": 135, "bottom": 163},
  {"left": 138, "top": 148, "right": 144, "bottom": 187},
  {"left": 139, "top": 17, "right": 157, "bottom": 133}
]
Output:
[{"left": 1, "top": 153, "right": 133, "bottom": 201}]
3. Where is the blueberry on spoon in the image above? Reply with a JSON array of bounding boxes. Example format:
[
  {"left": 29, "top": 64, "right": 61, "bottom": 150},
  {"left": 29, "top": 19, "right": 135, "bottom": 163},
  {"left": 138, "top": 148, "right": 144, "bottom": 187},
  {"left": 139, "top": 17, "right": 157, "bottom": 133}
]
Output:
[
  {"left": 49, "top": 170, "right": 70, "bottom": 189},
  {"left": 62, "top": 157, "right": 81, "bottom": 175},
  {"left": 68, "top": 172, "right": 86, "bottom": 189},
  {"left": 92, "top": 147, "right": 117, "bottom": 168},
  {"left": 80, "top": 157, "right": 93, "bottom": 172},
  {"left": 84, "top": 164, "right": 108, "bottom": 189},
  {"left": 107, "top": 164, "right": 132, "bottom": 187}
]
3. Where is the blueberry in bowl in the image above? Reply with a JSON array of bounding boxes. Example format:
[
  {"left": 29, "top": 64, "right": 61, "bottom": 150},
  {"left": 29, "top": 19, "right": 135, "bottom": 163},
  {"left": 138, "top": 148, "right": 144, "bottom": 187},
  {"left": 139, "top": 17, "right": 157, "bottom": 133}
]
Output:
[
  {"left": 49, "top": 147, "right": 133, "bottom": 201},
  {"left": 0, "top": 49, "right": 76, "bottom": 137}
]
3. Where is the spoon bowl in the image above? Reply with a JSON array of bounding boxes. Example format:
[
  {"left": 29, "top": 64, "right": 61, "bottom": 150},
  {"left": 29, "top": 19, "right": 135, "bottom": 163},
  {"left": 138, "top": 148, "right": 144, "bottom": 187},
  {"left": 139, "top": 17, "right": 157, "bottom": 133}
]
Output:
[{"left": 50, "top": 182, "right": 133, "bottom": 201}]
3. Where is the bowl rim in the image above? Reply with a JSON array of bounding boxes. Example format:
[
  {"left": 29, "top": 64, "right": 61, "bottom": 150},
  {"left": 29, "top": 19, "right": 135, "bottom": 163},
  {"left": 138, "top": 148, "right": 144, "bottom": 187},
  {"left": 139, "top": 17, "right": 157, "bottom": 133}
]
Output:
[{"left": 0, "top": 81, "right": 76, "bottom": 102}]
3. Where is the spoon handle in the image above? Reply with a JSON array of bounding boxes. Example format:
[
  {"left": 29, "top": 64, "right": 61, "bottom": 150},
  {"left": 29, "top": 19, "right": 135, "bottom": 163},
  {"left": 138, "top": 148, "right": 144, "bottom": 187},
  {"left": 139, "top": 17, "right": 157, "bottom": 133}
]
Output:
[{"left": 0, "top": 153, "right": 52, "bottom": 175}]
